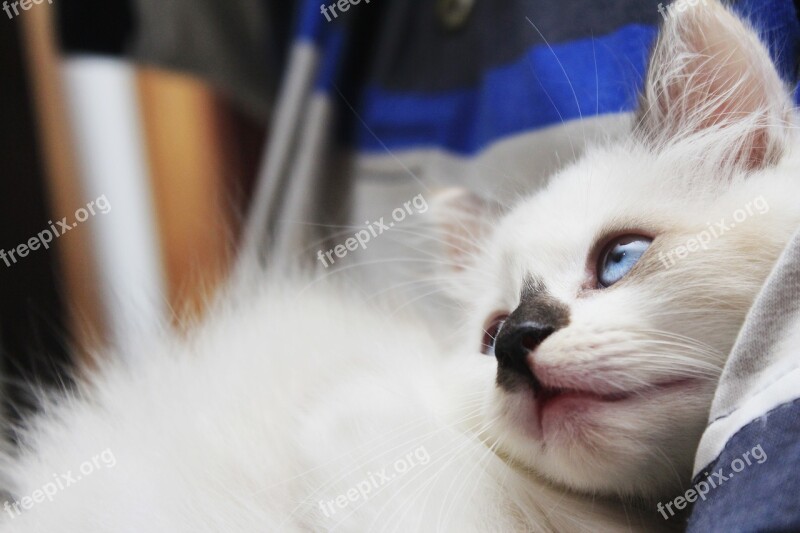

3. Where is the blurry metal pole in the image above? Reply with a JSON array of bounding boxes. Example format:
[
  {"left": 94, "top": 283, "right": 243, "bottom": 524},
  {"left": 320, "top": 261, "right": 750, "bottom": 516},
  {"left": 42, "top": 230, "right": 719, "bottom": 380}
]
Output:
[
  {"left": 268, "top": 93, "right": 331, "bottom": 263},
  {"left": 236, "top": 42, "right": 320, "bottom": 274}
]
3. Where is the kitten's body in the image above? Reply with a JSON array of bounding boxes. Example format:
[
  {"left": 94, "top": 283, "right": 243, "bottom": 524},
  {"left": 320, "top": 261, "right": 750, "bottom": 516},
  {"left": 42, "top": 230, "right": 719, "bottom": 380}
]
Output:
[
  {"left": 2, "top": 2, "right": 799, "bottom": 531},
  {"left": 0, "top": 282, "right": 657, "bottom": 532}
]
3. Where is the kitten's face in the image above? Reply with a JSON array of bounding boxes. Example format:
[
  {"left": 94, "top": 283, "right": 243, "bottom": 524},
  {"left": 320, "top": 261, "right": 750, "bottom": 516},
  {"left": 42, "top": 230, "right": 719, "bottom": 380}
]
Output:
[
  {"left": 450, "top": 1, "right": 798, "bottom": 500},
  {"left": 462, "top": 146, "right": 789, "bottom": 499}
]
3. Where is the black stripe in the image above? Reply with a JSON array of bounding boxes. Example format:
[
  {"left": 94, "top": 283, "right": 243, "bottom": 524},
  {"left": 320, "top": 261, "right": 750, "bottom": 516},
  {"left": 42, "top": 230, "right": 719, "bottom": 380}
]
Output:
[{"left": 367, "top": 0, "right": 665, "bottom": 92}]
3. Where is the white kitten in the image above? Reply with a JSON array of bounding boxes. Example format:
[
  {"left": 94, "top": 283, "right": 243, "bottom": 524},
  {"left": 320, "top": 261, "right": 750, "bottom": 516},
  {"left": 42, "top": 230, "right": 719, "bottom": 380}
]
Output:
[
  {"left": 459, "top": 0, "right": 800, "bottom": 503},
  {"left": 1, "top": 2, "right": 798, "bottom": 532}
]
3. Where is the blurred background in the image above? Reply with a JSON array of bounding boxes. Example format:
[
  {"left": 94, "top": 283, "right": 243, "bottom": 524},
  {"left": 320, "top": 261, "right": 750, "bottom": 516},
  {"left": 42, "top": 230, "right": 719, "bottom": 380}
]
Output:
[{"left": 1, "top": 1, "right": 297, "bottom": 411}]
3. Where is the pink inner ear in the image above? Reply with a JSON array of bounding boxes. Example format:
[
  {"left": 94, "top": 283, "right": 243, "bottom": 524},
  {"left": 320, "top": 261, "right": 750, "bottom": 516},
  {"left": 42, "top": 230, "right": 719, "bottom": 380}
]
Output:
[
  {"left": 431, "top": 188, "right": 497, "bottom": 272},
  {"left": 679, "top": 43, "right": 773, "bottom": 170},
  {"left": 637, "top": 2, "right": 790, "bottom": 170},
  {"left": 436, "top": 190, "right": 489, "bottom": 271},
  {"left": 682, "top": 28, "right": 771, "bottom": 122}
]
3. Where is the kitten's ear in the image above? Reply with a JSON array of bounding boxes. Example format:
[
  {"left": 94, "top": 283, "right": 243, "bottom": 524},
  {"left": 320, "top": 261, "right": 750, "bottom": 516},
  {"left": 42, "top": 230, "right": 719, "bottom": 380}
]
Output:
[
  {"left": 431, "top": 188, "right": 499, "bottom": 272},
  {"left": 636, "top": 0, "right": 792, "bottom": 170}
]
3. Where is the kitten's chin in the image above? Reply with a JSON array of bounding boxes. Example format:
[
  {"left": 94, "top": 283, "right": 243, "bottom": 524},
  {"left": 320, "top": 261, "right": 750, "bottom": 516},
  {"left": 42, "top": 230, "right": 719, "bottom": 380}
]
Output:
[{"left": 489, "top": 379, "right": 712, "bottom": 499}]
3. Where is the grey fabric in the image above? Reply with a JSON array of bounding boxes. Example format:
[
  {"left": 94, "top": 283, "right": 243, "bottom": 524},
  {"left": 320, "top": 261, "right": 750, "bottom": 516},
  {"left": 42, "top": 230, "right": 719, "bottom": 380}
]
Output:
[
  {"left": 688, "top": 230, "right": 800, "bottom": 527},
  {"left": 693, "top": 228, "right": 800, "bottom": 474},
  {"left": 710, "top": 228, "right": 800, "bottom": 422},
  {"left": 130, "top": 0, "right": 294, "bottom": 121}
]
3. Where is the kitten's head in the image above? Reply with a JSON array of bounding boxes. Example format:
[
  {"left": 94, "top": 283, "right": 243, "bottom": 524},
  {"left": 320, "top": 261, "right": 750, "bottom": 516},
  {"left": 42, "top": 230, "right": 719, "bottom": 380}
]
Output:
[{"left": 446, "top": 1, "right": 799, "bottom": 500}]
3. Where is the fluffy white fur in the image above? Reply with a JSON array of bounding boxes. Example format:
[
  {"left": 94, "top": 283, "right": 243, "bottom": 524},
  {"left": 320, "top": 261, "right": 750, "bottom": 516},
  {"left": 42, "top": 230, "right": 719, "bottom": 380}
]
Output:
[
  {"left": 2, "top": 2, "right": 799, "bottom": 531},
  {"left": 0, "top": 281, "right": 654, "bottom": 532}
]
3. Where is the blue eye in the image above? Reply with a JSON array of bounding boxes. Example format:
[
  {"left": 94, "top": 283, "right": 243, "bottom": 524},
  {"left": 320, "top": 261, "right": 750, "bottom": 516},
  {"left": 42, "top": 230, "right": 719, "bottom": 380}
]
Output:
[{"left": 597, "top": 235, "right": 652, "bottom": 287}]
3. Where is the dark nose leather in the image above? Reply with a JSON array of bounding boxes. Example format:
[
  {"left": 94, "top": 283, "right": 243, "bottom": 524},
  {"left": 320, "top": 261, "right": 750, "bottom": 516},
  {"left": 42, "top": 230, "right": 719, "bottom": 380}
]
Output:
[
  {"left": 494, "top": 281, "right": 569, "bottom": 392},
  {"left": 494, "top": 322, "right": 554, "bottom": 388}
]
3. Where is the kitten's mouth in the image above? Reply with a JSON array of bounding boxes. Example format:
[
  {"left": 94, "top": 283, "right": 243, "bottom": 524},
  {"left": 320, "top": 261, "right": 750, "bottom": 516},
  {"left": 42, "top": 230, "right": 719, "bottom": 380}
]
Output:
[
  {"left": 533, "top": 385, "right": 630, "bottom": 422},
  {"left": 526, "top": 378, "right": 693, "bottom": 437},
  {"left": 537, "top": 386, "right": 629, "bottom": 405},
  {"left": 498, "top": 363, "right": 695, "bottom": 438}
]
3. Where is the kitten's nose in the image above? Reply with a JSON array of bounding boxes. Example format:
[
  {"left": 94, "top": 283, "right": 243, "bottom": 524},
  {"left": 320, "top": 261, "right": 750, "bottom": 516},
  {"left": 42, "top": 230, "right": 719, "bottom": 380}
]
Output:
[{"left": 494, "top": 322, "right": 555, "bottom": 385}]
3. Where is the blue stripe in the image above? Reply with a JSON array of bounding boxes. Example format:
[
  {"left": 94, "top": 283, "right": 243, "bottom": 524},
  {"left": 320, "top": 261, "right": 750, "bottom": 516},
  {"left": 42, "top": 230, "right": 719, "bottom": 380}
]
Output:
[
  {"left": 356, "top": 24, "right": 657, "bottom": 155},
  {"left": 297, "top": 0, "right": 328, "bottom": 45},
  {"left": 315, "top": 29, "right": 346, "bottom": 91},
  {"left": 292, "top": 0, "right": 800, "bottom": 154}
]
